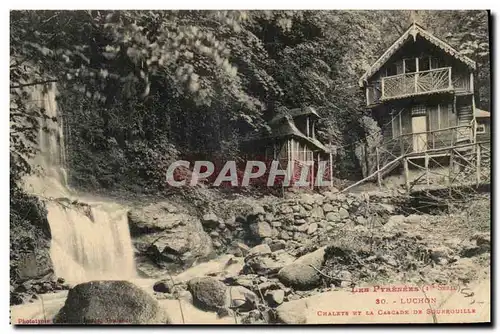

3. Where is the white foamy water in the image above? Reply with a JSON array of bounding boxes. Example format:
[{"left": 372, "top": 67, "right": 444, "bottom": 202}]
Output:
[
  {"left": 47, "top": 201, "right": 136, "bottom": 284},
  {"left": 17, "top": 81, "right": 137, "bottom": 284}
]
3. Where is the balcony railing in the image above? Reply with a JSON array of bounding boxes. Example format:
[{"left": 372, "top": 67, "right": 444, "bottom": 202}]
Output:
[{"left": 381, "top": 67, "right": 453, "bottom": 100}]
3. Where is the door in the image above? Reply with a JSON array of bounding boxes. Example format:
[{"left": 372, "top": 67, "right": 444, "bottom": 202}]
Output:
[{"left": 412, "top": 116, "right": 428, "bottom": 153}]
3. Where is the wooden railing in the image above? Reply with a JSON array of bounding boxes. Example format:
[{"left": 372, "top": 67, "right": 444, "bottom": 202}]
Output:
[
  {"left": 364, "top": 124, "right": 474, "bottom": 178},
  {"left": 381, "top": 67, "right": 453, "bottom": 100}
]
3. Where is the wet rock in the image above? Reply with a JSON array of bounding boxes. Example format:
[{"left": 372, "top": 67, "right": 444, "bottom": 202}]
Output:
[
  {"left": 153, "top": 279, "right": 174, "bottom": 293},
  {"left": 278, "top": 247, "right": 326, "bottom": 290},
  {"left": 266, "top": 289, "right": 285, "bottom": 306},
  {"left": 187, "top": 277, "right": 227, "bottom": 312},
  {"left": 54, "top": 281, "right": 170, "bottom": 324},
  {"left": 275, "top": 299, "right": 308, "bottom": 324}
]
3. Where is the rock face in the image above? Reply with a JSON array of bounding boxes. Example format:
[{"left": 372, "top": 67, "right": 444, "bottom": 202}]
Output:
[
  {"left": 128, "top": 202, "right": 213, "bottom": 270},
  {"left": 10, "top": 195, "right": 54, "bottom": 290},
  {"left": 187, "top": 277, "right": 228, "bottom": 312},
  {"left": 278, "top": 247, "right": 326, "bottom": 290},
  {"left": 54, "top": 281, "right": 170, "bottom": 324}
]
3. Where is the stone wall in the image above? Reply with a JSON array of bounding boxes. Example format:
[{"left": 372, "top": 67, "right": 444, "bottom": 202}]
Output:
[{"left": 201, "top": 191, "right": 400, "bottom": 254}]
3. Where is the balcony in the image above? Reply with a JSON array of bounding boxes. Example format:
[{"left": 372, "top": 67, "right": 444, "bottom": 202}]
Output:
[
  {"left": 382, "top": 67, "right": 454, "bottom": 100},
  {"left": 366, "top": 67, "right": 473, "bottom": 105}
]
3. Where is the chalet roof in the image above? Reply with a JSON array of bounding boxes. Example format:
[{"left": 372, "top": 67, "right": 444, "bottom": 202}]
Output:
[
  {"left": 359, "top": 23, "right": 477, "bottom": 87},
  {"left": 269, "top": 106, "right": 320, "bottom": 124},
  {"left": 475, "top": 108, "right": 490, "bottom": 118},
  {"left": 267, "top": 117, "right": 329, "bottom": 153}
]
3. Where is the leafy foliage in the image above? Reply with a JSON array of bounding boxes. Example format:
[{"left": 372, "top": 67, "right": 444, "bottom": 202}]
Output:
[{"left": 10, "top": 10, "right": 491, "bottom": 191}]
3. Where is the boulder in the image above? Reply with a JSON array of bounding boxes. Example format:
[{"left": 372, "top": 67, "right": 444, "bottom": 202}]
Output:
[
  {"left": 153, "top": 279, "right": 174, "bottom": 293},
  {"left": 54, "top": 281, "right": 170, "bottom": 324},
  {"left": 128, "top": 203, "right": 213, "bottom": 269},
  {"left": 187, "top": 277, "right": 227, "bottom": 312},
  {"left": 278, "top": 247, "right": 326, "bottom": 290},
  {"left": 275, "top": 299, "right": 309, "bottom": 324}
]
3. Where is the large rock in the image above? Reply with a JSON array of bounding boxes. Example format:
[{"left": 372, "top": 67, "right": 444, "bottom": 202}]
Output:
[
  {"left": 275, "top": 299, "right": 309, "bottom": 324},
  {"left": 187, "top": 277, "right": 227, "bottom": 312},
  {"left": 278, "top": 247, "right": 326, "bottom": 290},
  {"left": 128, "top": 202, "right": 213, "bottom": 269},
  {"left": 54, "top": 281, "right": 170, "bottom": 324}
]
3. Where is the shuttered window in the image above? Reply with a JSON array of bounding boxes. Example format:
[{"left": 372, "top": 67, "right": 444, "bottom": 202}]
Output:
[
  {"left": 392, "top": 109, "right": 401, "bottom": 138},
  {"left": 429, "top": 103, "right": 454, "bottom": 130}
]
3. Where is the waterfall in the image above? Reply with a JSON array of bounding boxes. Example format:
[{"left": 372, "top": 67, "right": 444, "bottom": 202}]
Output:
[{"left": 20, "top": 82, "right": 137, "bottom": 283}]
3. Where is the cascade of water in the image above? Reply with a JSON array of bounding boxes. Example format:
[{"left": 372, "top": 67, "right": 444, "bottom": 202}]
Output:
[{"left": 19, "top": 82, "right": 137, "bottom": 283}]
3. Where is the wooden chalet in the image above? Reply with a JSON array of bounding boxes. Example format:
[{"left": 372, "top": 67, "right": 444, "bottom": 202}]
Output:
[
  {"left": 245, "top": 106, "right": 334, "bottom": 187},
  {"left": 351, "top": 23, "right": 491, "bottom": 192}
]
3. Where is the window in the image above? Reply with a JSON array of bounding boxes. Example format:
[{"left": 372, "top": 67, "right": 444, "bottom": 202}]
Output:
[
  {"left": 429, "top": 103, "right": 454, "bottom": 131},
  {"left": 430, "top": 57, "right": 441, "bottom": 70},
  {"left": 391, "top": 109, "right": 401, "bottom": 138},
  {"left": 476, "top": 124, "right": 486, "bottom": 134},
  {"left": 418, "top": 56, "right": 430, "bottom": 71},
  {"left": 404, "top": 58, "right": 417, "bottom": 73},
  {"left": 411, "top": 104, "right": 426, "bottom": 116}
]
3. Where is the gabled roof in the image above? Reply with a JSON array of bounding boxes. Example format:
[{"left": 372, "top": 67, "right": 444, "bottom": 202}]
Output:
[
  {"left": 267, "top": 117, "right": 329, "bottom": 153},
  {"left": 475, "top": 108, "right": 490, "bottom": 118},
  {"left": 359, "top": 23, "right": 476, "bottom": 87},
  {"left": 269, "top": 106, "right": 320, "bottom": 125}
]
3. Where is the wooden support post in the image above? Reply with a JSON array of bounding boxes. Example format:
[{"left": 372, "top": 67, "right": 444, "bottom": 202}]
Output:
[
  {"left": 329, "top": 152, "right": 333, "bottom": 188},
  {"left": 414, "top": 58, "right": 419, "bottom": 93},
  {"left": 448, "top": 150, "right": 454, "bottom": 187},
  {"left": 403, "top": 158, "right": 410, "bottom": 192},
  {"left": 476, "top": 144, "right": 481, "bottom": 186},
  {"left": 425, "top": 153, "right": 430, "bottom": 186},
  {"left": 306, "top": 116, "right": 310, "bottom": 137},
  {"left": 375, "top": 147, "right": 382, "bottom": 189},
  {"left": 448, "top": 67, "right": 452, "bottom": 89}
]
